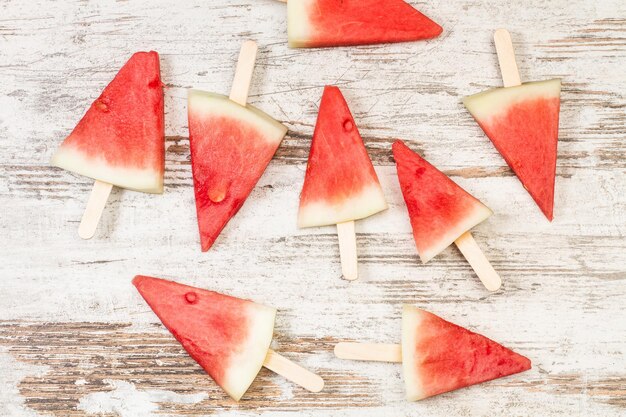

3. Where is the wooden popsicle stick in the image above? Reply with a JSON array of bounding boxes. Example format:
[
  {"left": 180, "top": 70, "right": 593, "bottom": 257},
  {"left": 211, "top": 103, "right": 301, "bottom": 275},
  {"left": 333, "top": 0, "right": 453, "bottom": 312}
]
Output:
[
  {"left": 454, "top": 231, "right": 502, "bottom": 292},
  {"left": 334, "top": 342, "right": 402, "bottom": 363},
  {"left": 442, "top": 30, "right": 512, "bottom": 291},
  {"left": 78, "top": 180, "right": 113, "bottom": 239},
  {"left": 229, "top": 40, "right": 258, "bottom": 106},
  {"left": 337, "top": 221, "right": 358, "bottom": 281},
  {"left": 494, "top": 29, "right": 522, "bottom": 87},
  {"left": 263, "top": 349, "right": 324, "bottom": 392}
]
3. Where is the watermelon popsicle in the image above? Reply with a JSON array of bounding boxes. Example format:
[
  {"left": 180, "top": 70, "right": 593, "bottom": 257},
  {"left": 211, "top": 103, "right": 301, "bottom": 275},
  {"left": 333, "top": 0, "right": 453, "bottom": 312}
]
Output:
[
  {"left": 298, "top": 86, "right": 388, "bottom": 281},
  {"left": 133, "top": 275, "right": 324, "bottom": 400},
  {"left": 188, "top": 41, "right": 288, "bottom": 251},
  {"left": 51, "top": 52, "right": 164, "bottom": 239},
  {"left": 393, "top": 140, "right": 501, "bottom": 291},
  {"left": 285, "top": 0, "right": 443, "bottom": 48},
  {"left": 463, "top": 29, "right": 561, "bottom": 220},
  {"left": 334, "top": 305, "right": 531, "bottom": 401}
]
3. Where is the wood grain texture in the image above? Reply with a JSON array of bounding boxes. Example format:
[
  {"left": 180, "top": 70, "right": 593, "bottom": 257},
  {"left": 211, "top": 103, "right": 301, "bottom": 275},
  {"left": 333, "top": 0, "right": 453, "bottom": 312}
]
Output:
[{"left": 0, "top": 0, "right": 625, "bottom": 416}]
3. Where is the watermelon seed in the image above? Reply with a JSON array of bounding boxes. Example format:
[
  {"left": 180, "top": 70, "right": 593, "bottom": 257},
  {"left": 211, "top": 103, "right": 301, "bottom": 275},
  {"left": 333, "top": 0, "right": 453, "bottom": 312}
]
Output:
[
  {"left": 184, "top": 292, "right": 198, "bottom": 304},
  {"left": 95, "top": 100, "right": 109, "bottom": 113},
  {"left": 208, "top": 188, "right": 226, "bottom": 203}
]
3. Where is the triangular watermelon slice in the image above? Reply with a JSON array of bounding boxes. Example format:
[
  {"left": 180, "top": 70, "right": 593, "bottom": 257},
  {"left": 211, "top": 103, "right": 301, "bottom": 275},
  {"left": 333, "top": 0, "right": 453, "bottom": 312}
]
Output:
[
  {"left": 51, "top": 51, "right": 164, "bottom": 193},
  {"left": 132, "top": 275, "right": 276, "bottom": 401},
  {"left": 288, "top": 0, "right": 442, "bottom": 48},
  {"left": 188, "top": 90, "right": 288, "bottom": 251},
  {"left": 298, "top": 86, "right": 387, "bottom": 228},
  {"left": 392, "top": 140, "right": 492, "bottom": 263},
  {"left": 402, "top": 305, "right": 531, "bottom": 401},
  {"left": 463, "top": 79, "right": 561, "bottom": 220}
]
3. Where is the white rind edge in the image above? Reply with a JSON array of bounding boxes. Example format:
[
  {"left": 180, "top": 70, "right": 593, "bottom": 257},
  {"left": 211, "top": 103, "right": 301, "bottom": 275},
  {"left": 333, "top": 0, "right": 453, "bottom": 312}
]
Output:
[
  {"left": 463, "top": 79, "right": 561, "bottom": 122},
  {"left": 188, "top": 90, "right": 288, "bottom": 144},
  {"left": 222, "top": 303, "right": 276, "bottom": 401},
  {"left": 402, "top": 305, "right": 426, "bottom": 401},
  {"left": 287, "top": 0, "right": 313, "bottom": 48},
  {"left": 418, "top": 202, "right": 492, "bottom": 264},
  {"left": 51, "top": 147, "right": 163, "bottom": 193},
  {"left": 298, "top": 183, "right": 388, "bottom": 228}
]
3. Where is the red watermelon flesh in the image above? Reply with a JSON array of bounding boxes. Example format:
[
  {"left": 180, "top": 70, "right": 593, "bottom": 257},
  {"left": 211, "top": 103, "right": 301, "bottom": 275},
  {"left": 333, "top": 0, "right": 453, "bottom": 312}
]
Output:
[
  {"left": 288, "top": 0, "right": 442, "bottom": 48},
  {"left": 188, "top": 90, "right": 287, "bottom": 251},
  {"left": 463, "top": 79, "right": 561, "bottom": 220},
  {"left": 402, "top": 305, "right": 531, "bottom": 401},
  {"left": 392, "top": 140, "right": 492, "bottom": 263},
  {"left": 51, "top": 51, "right": 164, "bottom": 193},
  {"left": 132, "top": 275, "right": 276, "bottom": 401},
  {"left": 298, "top": 86, "right": 387, "bottom": 228}
]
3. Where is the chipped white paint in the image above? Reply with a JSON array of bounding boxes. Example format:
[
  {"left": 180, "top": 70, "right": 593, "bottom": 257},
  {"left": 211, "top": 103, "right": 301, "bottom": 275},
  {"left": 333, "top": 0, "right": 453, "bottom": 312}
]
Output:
[
  {"left": 0, "top": 348, "right": 50, "bottom": 416},
  {"left": 77, "top": 380, "right": 207, "bottom": 416},
  {"left": 0, "top": 0, "right": 625, "bottom": 416},
  {"left": 273, "top": 374, "right": 296, "bottom": 402}
]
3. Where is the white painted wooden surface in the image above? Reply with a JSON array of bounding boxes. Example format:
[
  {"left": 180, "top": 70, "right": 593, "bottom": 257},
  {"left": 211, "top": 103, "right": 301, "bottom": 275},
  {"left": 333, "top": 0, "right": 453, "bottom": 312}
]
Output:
[{"left": 1, "top": 0, "right": 625, "bottom": 416}]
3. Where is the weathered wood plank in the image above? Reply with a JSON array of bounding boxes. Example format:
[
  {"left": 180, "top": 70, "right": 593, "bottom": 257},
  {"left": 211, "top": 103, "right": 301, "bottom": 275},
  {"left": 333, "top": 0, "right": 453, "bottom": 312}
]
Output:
[{"left": 1, "top": 322, "right": 624, "bottom": 415}]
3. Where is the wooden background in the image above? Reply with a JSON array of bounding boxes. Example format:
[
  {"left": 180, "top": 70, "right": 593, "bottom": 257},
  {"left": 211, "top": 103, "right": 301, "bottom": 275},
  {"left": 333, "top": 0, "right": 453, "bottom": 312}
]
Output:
[{"left": 1, "top": 0, "right": 625, "bottom": 415}]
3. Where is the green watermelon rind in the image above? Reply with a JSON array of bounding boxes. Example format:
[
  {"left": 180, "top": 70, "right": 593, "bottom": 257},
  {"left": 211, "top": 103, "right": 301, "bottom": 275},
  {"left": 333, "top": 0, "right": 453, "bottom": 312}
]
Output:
[
  {"left": 298, "top": 183, "right": 388, "bottom": 228},
  {"left": 188, "top": 90, "right": 288, "bottom": 142},
  {"left": 223, "top": 304, "right": 276, "bottom": 401},
  {"left": 418, "top": 203, "right": 492, "bottom": 264},
  {"left": 402, "top": 305, "right": 427, "bottom": 401},
  {"left": 287, "top": 0, "right": 311, "bottom": 48},
  {"left": 51, "top": 147, "right": 164, "bottom": 193},
  {"left": 462, "top": 79, "right": 561, "bottom": 123}
]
